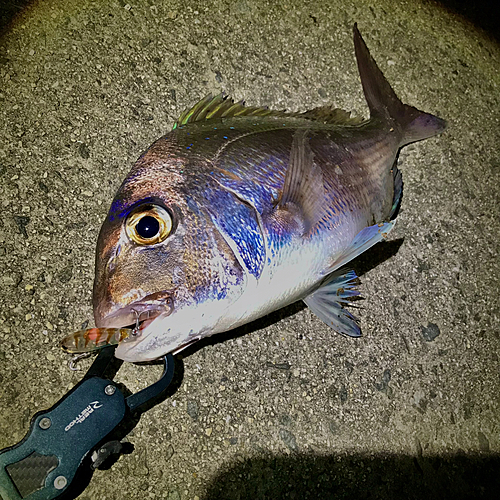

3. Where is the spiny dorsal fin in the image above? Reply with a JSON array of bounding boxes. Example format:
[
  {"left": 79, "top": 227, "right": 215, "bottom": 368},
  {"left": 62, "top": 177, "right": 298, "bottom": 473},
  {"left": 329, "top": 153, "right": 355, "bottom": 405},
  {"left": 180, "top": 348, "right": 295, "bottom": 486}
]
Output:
[
  {"left": 173, "top": 94, "right": 364, "bottom": 129},
  {"left": 173, "top": 94, "right": 279, "bottom": 129}
]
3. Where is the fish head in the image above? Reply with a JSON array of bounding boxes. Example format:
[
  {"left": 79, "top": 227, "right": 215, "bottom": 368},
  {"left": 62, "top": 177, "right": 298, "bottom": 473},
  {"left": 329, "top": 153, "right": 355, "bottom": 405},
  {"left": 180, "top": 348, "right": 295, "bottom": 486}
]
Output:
[{"left": 93, "top": 141, "right": 246, "bottom": 361}]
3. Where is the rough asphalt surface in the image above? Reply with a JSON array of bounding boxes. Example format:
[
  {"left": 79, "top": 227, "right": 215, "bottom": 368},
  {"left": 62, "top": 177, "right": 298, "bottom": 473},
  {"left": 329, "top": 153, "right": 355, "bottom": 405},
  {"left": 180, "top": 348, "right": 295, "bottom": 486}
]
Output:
[{"left": 0, "top": 1, "right": 499, "bottom": 499}]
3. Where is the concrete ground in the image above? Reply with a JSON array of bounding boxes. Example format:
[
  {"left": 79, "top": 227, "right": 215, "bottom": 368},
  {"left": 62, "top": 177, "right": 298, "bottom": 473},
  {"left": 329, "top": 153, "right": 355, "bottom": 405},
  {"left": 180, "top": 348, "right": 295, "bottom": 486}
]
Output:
[{"left": 0, "top": 0, "right": 499, "bottom": 499}]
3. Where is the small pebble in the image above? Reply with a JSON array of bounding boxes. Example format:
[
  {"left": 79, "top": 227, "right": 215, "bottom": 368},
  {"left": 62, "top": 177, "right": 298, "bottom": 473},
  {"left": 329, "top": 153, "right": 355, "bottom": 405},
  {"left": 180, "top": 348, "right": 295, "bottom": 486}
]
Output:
[
  {"left": 421, "top": 323, "right": 441, "bottom": 342},
  {"left": 279, "top": 428, "right": 298, "bottom": 451}
]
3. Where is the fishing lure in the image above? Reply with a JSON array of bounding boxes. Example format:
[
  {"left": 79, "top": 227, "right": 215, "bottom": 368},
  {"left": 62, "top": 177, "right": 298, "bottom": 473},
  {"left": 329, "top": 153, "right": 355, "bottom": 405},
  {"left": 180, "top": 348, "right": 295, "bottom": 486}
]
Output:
[
  {"left": 60, "top": 305, "right": 172, "bottom": 356},
  {"left": 60, "top": 327, "right": 134, "bottom": 354}
]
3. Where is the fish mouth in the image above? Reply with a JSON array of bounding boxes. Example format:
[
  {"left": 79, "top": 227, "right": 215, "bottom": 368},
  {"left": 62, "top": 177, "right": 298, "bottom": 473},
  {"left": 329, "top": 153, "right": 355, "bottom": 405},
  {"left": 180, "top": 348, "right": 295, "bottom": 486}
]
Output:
[{"left": 97, "top": 291, "right": 174, "bottom": 335}]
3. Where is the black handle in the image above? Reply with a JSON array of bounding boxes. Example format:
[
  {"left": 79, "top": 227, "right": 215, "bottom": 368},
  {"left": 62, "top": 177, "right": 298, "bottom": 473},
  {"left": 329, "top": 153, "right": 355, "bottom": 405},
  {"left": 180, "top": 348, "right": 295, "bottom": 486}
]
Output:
[
  {"left": 126, "top": 353, "right": 175, "bottom": 412},
  {"left": 0, "top": 377, "right": 126, "bottom": 500},
  {"left": 0, "top": 350, "right": 175, "bottom": 500}
]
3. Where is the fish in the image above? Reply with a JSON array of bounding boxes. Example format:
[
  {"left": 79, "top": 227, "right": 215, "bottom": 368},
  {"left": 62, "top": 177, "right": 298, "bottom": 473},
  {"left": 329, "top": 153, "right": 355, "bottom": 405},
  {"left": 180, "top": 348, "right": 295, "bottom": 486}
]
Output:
[{"left": 90, "top": 24, "right": 446, "bottom": 362}]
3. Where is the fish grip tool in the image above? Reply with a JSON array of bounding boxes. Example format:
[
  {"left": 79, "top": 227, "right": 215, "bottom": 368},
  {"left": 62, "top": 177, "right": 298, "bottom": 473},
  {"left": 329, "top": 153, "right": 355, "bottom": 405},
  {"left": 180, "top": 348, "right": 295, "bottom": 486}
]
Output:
[{"left": 0, "top": 347, "right": 175, "bottom": 500}]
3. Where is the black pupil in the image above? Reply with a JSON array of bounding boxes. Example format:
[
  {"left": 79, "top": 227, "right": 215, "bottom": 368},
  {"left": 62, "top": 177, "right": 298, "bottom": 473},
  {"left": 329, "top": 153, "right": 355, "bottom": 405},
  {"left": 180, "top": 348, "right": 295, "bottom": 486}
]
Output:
[{"left": 136, "top": 216, "right": 160, "bottom": 239}]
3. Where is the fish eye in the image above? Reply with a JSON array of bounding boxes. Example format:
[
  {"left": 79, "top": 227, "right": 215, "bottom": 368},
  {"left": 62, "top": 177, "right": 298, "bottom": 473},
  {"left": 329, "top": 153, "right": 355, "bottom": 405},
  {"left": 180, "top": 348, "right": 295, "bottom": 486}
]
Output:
[{"left": 126, "top": 204, "right": 172, "bottom": 245}]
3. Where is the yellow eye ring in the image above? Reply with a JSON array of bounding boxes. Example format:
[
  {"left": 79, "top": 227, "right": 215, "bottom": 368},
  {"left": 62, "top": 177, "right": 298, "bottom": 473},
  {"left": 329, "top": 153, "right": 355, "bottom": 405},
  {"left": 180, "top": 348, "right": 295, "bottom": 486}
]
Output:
[{"left": 125, "top": 204, "right": 172, "bottom": 245}]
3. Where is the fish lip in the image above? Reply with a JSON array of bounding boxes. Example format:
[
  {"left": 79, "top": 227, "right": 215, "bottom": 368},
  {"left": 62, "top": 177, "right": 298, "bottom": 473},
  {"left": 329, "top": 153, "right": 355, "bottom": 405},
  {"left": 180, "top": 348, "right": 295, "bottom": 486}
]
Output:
[{"left": 97, "top": 291, "right": 174, "bottom": 330}]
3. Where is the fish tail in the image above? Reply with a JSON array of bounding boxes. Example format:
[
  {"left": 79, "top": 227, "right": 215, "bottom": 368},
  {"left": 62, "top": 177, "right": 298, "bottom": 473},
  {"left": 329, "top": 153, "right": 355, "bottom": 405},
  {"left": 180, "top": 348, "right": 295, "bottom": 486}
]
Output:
[{"left": 353, "top": 24, "right": 446, "bottom": 146}]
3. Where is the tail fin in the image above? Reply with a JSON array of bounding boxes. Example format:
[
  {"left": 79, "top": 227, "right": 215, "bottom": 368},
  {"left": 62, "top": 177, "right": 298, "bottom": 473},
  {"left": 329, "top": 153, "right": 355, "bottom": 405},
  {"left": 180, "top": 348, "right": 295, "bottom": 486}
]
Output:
[{"left": 353, "top": 24, "right": 446, "bottom": 146}]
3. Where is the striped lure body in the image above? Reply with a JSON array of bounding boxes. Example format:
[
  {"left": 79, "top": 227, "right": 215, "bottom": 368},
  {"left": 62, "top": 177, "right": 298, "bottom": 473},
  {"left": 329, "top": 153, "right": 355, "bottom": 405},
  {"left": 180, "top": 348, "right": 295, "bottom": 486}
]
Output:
[{"left": 60, "top": 327, "right": 132, "bottom": 354}]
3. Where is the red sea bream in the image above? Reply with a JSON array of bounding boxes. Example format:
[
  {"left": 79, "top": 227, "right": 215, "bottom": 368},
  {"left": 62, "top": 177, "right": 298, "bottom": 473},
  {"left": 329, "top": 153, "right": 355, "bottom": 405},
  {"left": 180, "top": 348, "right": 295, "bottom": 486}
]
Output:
[{"left": 90, "top": 25, "right": 446, "bottom": 361}]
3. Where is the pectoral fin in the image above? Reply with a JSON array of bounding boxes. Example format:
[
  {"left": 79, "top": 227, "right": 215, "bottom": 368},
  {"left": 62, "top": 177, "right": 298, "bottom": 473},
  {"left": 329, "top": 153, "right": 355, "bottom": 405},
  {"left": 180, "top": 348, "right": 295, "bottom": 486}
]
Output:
[
  {"left": 303, "top": 269, "right": 361, "bottom": 337},
  {"left": 277, "top": 129, "right": 325, "bottom": 233}
]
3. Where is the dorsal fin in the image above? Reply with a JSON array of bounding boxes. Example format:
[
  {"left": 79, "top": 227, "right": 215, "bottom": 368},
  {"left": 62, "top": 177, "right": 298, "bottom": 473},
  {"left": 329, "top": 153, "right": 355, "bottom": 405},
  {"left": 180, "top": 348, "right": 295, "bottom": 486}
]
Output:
[
  {"left": 173, "top": 94, "right": 279, "bottom": 129},
  {"left": 299, "top": 106, "right": 364, "bottom": 125},
  {"left": 173, "top": 94, "right": 365, "bottom": 130}
]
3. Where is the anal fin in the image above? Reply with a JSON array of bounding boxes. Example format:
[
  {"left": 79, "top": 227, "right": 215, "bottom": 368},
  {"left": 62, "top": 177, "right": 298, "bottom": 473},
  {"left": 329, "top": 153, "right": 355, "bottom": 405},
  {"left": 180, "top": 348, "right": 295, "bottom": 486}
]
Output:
[
  {"left": 306, "top": 220, "right": 396, "bottom": 336},
  {"left": 328, "top": 220, "right": 395, "bottom": 274},
  {"left": 303, "top": 269, "right": 361, "bottom": 337}
]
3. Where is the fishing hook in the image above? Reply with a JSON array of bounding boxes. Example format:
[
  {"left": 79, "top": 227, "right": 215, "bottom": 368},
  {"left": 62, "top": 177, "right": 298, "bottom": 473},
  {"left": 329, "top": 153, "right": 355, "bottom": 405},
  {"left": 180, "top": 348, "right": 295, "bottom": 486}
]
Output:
[{"left": 68, "top": 352, "right": 93, "bottom": 371}]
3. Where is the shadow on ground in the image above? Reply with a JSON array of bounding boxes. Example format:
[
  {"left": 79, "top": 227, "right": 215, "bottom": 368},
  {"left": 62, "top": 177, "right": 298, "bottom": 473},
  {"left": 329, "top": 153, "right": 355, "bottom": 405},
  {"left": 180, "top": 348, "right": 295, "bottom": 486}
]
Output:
[
  {"left": 0, "top": 0, "right": 35, "bottom": 35},
  {"left": 436, "top": 0, "right": 500, "bottom": 41},
  {"left": 203, "top": 452, "right": 500, "bottom": 500}
]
